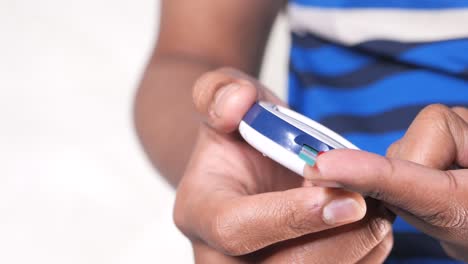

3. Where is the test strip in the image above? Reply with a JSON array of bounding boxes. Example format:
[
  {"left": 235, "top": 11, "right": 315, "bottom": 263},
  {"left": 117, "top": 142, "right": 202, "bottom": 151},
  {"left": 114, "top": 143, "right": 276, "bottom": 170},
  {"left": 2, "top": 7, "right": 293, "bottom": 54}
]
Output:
[{"left": 298, "top": 144, "right": 319, "bottom": 166}]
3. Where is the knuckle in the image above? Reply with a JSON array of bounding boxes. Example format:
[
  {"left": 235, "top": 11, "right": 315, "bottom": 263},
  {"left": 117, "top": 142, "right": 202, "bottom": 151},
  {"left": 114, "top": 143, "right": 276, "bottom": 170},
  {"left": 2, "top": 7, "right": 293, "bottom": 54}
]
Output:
[
  {"left": 172, "top": 205, "right": 184, "bottom": 228},
  {"left": 377, "top": 234, "right": 394, "bottom": 257},
  {"left": 451, "top": 106, "right": 467, "bottom": 113},
  {"left": 365, "top": 217, "right": 392, "bottom": 248},
  {"left": 210, "top": 208, "right": 245, "bottom": 256},
  {"left": 363, "top": 157, "right": 398, "bottom": 201},
  {"left": 279, "top": 192, "right": 318, "bottom": 236},
  {"left": 418, "top": 104, "right": 451, "bottom": 120},
  {"left": 359, "top": 234, "right": 393, "bottom": 264},
  {"left": 283, "top": 204, "right": 311, "bottom": 235},
  {"left": 420, "top": 171, "right": 468, "bottom": 230},
  {"left": 173, "top": 196, "right": 191, "bottom": 237},
  {"left": 451, "top": 106, "right": 468, "bottom": 123},
  {"left": 416, "top": 104, "right": 453, "bottom": 130},
  {"left": 172, "top": 177, "right": 200, "bottom": 239},
  {"left": 173, "top": 206, "right": 188, "bottom": 234},
  {"left": 416, "top": 104, "right": 463, "bottom": 140},
  {"left": 421, "top": 206, "right": 468, "bottom": 230}
]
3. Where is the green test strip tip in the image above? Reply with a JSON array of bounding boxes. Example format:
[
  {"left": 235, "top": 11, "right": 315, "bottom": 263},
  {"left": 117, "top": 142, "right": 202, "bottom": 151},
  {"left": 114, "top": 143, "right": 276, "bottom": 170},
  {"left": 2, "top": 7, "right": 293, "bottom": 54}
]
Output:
[{"left": 299, "top": 145, "right": 318, "bottom": 166}]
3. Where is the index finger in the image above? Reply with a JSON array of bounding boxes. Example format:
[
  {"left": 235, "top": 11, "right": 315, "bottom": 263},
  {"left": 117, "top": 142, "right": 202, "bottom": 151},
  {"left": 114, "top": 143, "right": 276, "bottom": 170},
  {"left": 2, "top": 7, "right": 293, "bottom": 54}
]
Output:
[
  {"left": 305, "top": 149, "right": 468, "bottom": 230},
  {"left": 452, "top": 106, "right": 468, "bottom": 122},
  {"left": 176, "top": 181, "right": 366, "bottom": 256}
]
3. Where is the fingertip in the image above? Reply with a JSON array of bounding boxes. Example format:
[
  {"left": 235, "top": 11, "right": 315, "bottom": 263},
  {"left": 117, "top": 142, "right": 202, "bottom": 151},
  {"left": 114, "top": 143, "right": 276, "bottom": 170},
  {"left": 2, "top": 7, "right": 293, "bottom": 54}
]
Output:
[
  {"left": 192, "top": 69, "right": 260, "bottom": 133},
  {"left": 210, "top": 82, "right": 243, "bottom": 119},
  {"left": 209, "top": 81, "right": 257, "bottom": 132},
  {"left": 317, "top": 149, "right": 379, "bottom": 173},
  {"left": 303, "top": 149, "right": 358, "bottom": 178},
  {"left": 192, "top": 70, "right": 235, "bottom": 115},
  {"left": 210, "top": 81, "right": 257, "bottom": 118},
  {"left": 321, "top": 189, "right": 367, "bottom": 225},
  {"left": 304, "top": 149, "right": 382, "bottom": 186}
]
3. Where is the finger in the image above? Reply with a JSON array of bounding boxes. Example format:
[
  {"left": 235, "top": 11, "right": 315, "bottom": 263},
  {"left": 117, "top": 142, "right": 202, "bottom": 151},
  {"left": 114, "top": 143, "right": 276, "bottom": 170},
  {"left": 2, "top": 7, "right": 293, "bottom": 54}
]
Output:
[
  {"left": 192, "top": 67, "right": 282, "bottom": 133},
  {"left": 385, "top": 138, "right": 401, "bottom": 158},
  {"left": 357, "top": 233, "right": 393, "bottom": 264},
  {"left": 440, "top": 241, "right": 468, "bottom": 263},
  {"left": 388, "top": 104, "right": 468, "bottom": 169},
  {"left": 305, "top": 149, "right": 468, "bottom": 238},
  {"left": 260, "top": 200, "right": 393, "bottom": 264},
  {"left": 177, "top": 185, "right": 366, "bottom": 256},
  {"left": 193, "top": 233, "right": 393, "bottom": 264},
  {"left": 193, "top": 242, "right": 243, "bottom": 264},
  {"left": 452, "top": 106, "right": 468, "bottom": 122}
]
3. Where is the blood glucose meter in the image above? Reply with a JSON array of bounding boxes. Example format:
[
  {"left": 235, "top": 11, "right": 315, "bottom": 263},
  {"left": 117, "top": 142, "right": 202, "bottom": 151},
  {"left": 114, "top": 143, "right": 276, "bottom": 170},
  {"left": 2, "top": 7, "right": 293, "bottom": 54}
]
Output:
[{"left": 238, "top": 101, "right": 358, "bottom": 177}]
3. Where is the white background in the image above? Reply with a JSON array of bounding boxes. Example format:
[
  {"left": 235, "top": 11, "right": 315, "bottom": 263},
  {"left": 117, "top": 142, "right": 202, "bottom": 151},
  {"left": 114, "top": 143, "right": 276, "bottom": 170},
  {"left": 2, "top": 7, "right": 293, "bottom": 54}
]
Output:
[{"left": 0, "top": 0, "right": 288, "bottom": 263}]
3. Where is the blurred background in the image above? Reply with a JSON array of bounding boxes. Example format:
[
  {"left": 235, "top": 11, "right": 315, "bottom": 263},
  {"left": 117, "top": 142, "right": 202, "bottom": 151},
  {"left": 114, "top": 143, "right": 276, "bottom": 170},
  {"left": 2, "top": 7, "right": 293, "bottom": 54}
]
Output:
[{"left": 0, "top": 1, "right": 289, "bottom": 263}]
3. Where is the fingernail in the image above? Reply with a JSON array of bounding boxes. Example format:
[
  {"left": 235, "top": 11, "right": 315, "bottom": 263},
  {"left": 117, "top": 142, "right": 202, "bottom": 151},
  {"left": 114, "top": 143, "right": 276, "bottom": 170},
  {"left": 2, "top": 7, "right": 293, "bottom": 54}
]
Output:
[
  {"left": 305, "top": 151, "right": 325, "bottom": 174},
  {"left": 322, "top": 198, "right": 365, "bottom": 225},
  {"left": 304, "top": 161, "right": 321, "bottom": 179},
  {"left": 213, "top": 83, "right": 241, "bottom": 117}
]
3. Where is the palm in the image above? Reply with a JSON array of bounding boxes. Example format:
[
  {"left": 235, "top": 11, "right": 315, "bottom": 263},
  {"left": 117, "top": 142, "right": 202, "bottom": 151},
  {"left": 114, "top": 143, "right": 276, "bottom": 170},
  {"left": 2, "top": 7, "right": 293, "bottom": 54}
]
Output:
[
  {"left": 191, "top": 125, "right": 303, "bottom": 196},
  {"left": 181, "top": 126, "right": 392, "bottom": 263}
]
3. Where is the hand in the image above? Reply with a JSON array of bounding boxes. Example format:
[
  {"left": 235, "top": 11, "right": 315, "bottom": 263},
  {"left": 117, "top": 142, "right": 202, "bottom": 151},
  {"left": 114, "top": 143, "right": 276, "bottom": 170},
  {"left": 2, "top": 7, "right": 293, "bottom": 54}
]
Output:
[
  {"left": 174, "top": 68, "right": 394, "bottom": 263},
  {"left": 305, "top": 104, "right": 468, "bottom": 261}
]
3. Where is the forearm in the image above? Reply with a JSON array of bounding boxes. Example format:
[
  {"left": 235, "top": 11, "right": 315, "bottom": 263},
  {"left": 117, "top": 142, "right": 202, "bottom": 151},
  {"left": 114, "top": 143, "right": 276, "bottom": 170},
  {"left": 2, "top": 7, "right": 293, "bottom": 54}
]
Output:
[
  {"left": 135, "top": 0, "right": 284, "bottom": 187},
  {"left": 134, "top": 55, "right": 222, "bottom": 186}
]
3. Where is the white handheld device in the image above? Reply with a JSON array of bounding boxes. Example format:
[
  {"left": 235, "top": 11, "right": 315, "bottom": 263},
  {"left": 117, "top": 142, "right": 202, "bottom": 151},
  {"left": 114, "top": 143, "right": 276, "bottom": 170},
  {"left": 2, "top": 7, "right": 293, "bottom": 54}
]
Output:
[{"left": 238, "top": 101, "right": 359, "bottom": 177}]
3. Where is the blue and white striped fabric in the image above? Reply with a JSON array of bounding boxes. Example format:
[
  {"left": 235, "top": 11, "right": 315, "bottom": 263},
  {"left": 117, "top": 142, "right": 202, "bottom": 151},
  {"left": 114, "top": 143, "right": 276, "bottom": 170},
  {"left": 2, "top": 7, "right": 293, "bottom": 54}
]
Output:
[{"left": 287, "top": 1, "right": 468, "bottom": 263}]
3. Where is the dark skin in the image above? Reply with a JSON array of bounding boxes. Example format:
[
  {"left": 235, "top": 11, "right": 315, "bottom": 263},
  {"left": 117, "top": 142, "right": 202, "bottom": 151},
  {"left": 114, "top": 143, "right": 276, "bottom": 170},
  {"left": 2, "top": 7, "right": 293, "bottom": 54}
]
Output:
[
  {"left": 135, "top": 2, "right": 468, "bottom": 262},
  {"left": 135, "top": 0, "right": 283, "bottom": 186},
  {"left": 306, "top": 105, "right": 468, "bottom": 262},
  {"left": 134, "top": 1, "right": 393, "bottom": 262}
]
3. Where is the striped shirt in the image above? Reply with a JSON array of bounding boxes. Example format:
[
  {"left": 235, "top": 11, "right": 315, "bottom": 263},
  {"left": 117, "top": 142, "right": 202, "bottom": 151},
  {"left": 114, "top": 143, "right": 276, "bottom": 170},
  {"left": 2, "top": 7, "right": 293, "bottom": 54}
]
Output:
[{"left": 287, "top": 1, "right": 468, "bottom": 263}]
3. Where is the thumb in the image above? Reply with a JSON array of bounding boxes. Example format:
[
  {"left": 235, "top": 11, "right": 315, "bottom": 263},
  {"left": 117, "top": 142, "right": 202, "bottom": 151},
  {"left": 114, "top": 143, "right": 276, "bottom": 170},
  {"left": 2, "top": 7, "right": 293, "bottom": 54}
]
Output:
[
  {"left": 305, "top": 149, "right": 468, "bottom": 237},
  {"left": 192, "top": 67, "right": 282, "bottom": 133}
]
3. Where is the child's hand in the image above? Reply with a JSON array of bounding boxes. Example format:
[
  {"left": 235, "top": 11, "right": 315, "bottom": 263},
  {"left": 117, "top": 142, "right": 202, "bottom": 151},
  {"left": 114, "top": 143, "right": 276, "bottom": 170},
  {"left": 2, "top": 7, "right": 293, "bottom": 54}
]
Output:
[
  {"left": 305, "top": 105, "right": 468, "bottom": 262},
  {"left": 174, "top": 68, "right": 394, "bottom": 263}
]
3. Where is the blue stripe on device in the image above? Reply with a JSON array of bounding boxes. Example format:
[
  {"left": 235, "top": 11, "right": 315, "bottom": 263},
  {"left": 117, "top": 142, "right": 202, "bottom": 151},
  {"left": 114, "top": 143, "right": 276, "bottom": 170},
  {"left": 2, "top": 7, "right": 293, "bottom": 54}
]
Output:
[{"left": 242, "top": 103, "right": 333, "bottom": 155}]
